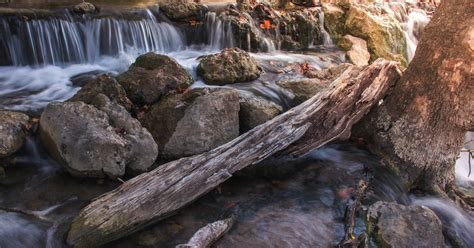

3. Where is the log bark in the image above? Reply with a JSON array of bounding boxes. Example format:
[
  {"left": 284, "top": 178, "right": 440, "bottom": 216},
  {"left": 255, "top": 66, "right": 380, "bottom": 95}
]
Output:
[
  {"left": 66, "top": 60, "right": 401, "bottom": 247},
  {"left": 353, "top": 0, "right": 474, "bottom": 196}
]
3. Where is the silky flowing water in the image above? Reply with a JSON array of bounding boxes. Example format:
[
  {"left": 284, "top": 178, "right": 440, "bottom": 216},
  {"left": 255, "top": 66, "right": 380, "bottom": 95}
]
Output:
[{"left": 0, "top": 3, "right": 472, "bottom": 248}]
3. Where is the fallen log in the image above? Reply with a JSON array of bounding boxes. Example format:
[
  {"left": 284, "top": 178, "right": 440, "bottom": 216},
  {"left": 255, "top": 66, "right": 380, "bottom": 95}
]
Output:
[{"left": 66, "top": 59, "right": 401, "bottom": 247}]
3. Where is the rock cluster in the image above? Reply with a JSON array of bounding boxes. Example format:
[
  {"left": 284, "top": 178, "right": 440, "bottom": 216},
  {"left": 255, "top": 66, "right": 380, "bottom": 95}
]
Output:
[{"left": 160, "top": 0, "right": 207, "bottom": 22}]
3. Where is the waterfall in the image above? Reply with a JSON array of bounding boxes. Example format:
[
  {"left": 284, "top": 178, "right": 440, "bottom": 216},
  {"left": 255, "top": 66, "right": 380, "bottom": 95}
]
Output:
[
  {"left": 317, "top": 10, "right": 334, "bottom": 47},
  {"left": 204, "top": 12, "right": 234, "bottom": 50},
  {"left": 403, "top": 10, "right": 430, "bottom": 62},
  {"left": 0, "top": 9, "right": 185, "bottom": 66}
]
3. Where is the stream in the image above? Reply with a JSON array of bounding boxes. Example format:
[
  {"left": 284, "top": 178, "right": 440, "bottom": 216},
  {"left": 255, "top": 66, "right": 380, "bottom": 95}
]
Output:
[{"left": 0, "top": 2, "right": 472, "bottom": 248}]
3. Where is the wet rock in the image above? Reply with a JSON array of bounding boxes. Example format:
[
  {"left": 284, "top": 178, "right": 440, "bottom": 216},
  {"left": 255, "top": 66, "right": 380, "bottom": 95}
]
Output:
[
  {"left": 40, "top": 95, "right": 158, "bottom": 178},
  {"left": 367, "top": 201, "right": 444, "bottom": 248},
  {"left": 72, "top": 2, "right": 98, "bottom": 15},
  {"left": 117, "top": 53, "right": 193, "bottom": 106},
  {"left": 340, "top": 35, "right": 370, "bottom": 66},
  {"left": 278, "top": 64, "right": 352, "bottom": 104},
  {"left": 142, "top": 88, "right": 239, "bottom": 159},
  {"left": 239, "top": 91, "right": 282, "bottom": 132},
  {"left": 345, "top": 5, "right": 407, "bottom": 66},
  {"left": 69, "top": 74, "right": 133, "bottom": 111},
  {"left": 160, "top": 0, "right": 206, "bottom": 22},
  {"left": 0, "top": 111, "right": 30, "bottom": 158},
  {"left": 197, "top": 48, "right": 262, "bottom": 85}
]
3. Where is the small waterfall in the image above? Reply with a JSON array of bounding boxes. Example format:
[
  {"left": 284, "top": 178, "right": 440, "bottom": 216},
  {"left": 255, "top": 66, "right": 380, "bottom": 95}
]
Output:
[
  {"left": 0, "top": 9, "right": 185, "bottom": 66},
  {"left": 403, "top": 10, "right": 430, "bottom": 62},
  {"left": 241, "top": 12, "right": 276, "bottom": 53},
  {"left": 317, "top": 10, "right": 334, "bottom": 47},
  {"left": 204, "top": 12, "right": 234, "bottom": 50}
]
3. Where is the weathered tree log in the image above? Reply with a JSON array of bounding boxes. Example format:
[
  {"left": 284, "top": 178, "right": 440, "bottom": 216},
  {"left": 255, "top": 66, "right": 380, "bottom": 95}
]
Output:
[
  {"left": 66, "top": 60, "right": 401, "bottom": 247},
  {"left": 353, "top": 0, "right": 474, "bottom": 197}
]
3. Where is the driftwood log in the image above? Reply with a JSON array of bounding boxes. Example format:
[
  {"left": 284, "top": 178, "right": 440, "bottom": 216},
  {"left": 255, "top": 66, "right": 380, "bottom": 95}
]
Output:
[
  {"left": 67, "top": 60, "right": 401, "bottom": 247},
  {"left": 180, "top": 217, "right": 235, "bottom": 248}
]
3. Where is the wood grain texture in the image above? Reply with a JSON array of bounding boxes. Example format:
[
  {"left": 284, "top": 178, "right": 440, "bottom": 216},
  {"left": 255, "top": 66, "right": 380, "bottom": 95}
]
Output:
[{"left": 67, "top": 59, "right": 401, "bottom": 247}]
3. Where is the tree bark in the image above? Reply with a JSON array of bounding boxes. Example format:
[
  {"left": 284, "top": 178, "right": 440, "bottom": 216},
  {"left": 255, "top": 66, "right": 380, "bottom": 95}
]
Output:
[
  {"left": 66, "top": 60, "right": 401, "bottom": 247},
  {"left": 353, "top": 0, "right": 474, "bottom": 196}
]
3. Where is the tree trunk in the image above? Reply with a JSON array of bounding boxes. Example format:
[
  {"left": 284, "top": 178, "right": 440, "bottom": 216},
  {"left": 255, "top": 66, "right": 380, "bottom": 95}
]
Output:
[
  {"left": 66, "top": 60, "right": 401, "bottom": 247},
  {"left": 353, "top": 0, "right": 474, "bottom": 196}
]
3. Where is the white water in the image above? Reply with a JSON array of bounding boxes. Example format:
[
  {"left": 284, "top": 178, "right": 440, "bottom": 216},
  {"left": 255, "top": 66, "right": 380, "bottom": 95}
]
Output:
[
  {"left": 317, "top": 10, "right": 334, "bottom": 47},
  {"left": 403, "top": 10, "right": 430, "bottom": 62},
  {"left": 455, "top": 132, "right": 474, "bottom": 187}
]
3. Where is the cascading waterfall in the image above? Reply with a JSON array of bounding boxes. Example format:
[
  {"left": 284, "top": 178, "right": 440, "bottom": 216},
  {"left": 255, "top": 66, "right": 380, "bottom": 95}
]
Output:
[
  {"left": 203, "top": 12, "right": 234, "bottom": 50},
  {"left": 317, "top": 10, "right": 334, "bottom": 47},
  {"left": 0, "top": 9, "right": 184, "bottom": 66},
  {"left": 403, "top": 10, "right": 430, "bottom": 62}
]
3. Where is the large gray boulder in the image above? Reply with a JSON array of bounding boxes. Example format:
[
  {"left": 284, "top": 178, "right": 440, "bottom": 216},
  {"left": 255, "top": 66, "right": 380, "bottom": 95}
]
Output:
[
  {"left": 0, "top": 111, "right": 30, "bottom": 158},
  {"left": 40, "top": 95, "right": 158, "bottom": 178},
  {"left": 142, "top": 88, "right": 240, "bottom": 159},
  {"left": 239, "top": 91, "right": 282, "bottom": 133},
  {"left": 197, "top": 48, "right": 262, "bottom": 85},
  {"left": 367, "top": 201, "right": 444, "bottom": 248},
  {"left": 117, "top": 53, "right": 193, "bottom": 106},
  {"left": 69, "top": 74, "right": 133, "bottom": 111}
]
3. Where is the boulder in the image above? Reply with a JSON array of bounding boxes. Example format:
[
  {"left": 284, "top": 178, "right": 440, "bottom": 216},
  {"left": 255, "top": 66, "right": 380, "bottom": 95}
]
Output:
[
  {"left": 367, "top": 201, "right": 444, "bottom": 248},
  {"left": 160, "top": 0, "right": 205, "bottom": 22},
  {"left": 72, "top": 2, "right": 98, "bottom": 15},
  {"left": 40, "top": 95, "right": 158, "bottom": 178},
  {"left": 69, "top": 74, "right": 133, "bottom": 111},
  {"left": 117, "top": 53, "right": 193, "bottom": 106},
  {"left": 142, "top": 88, "right": 240, "bottom": 159},
  {"left": 239, "top": 91, "right": 283, "bottom": 133},
  {"left": 197, "top": 48, "right": 262, "bottom": 85},
  {"left": 340, "top": 35, "right": 370, "bottom": 66},
  {"left": 0, "top": 111, "right": 30, "bottom": 158},
  {"left": 344, "top": 5, "right": 407, "bottom": 66}
]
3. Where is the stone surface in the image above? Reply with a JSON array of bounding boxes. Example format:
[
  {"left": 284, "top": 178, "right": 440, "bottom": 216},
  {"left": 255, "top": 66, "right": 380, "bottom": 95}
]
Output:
[
  {"left": 160, "top": 0, "right": 205, "bottom": 22},
  {"left": 340, "top": 34, "right": 370, "bottom": 66},
  {"left": 69, "top": 74, "right": 133, "bottom": 111},
  {"left": 40, "top": 95, "right": 158, "bottom": 178},
  {"left": 142, "top": 88, "right": 240, "bottom": 159},
  {"left": 197, "top": 48, "right": 262, "bottom": 85},
  {"left": 117, "top": 53, "right": 193, "bottom": 106},
  {"left": 367, "top": 201, "right": 444, "bottom": 248},
  {"left": 0, "top": 111, "right": 30, "bottom": 158},
  {"left": 239, "top": 91, "right": 283, "bottom": 133},
  {"left": 72, "top": 2, "right": 98, "bottom": 15}
]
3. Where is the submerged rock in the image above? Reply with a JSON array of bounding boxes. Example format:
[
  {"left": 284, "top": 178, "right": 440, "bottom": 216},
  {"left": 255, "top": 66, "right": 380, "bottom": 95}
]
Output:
[
  {"left": 0, "top": 111, "right": 30, "bottom": 158},
  {"left": 142, "top": 88, "right": 239, "bottom": 159},
  {"left": 340, "top": 35, "right": 370, "bottom": 66},
  {"left": 40, "top": 95, "right": 158, "bottom": 178},
  {"left": 367, "top": 201, "right": 444, "bottom": 248},
  {"left": 160, "top": 0, "right": 206, "bottom": 22},
  {"left": 239, "top": 91, "right": 283, "bottom": 133},
  {"left": 197, "top": 48, "right": 262, "bottom": 85},
  {"left": 117, "top": 53, "right": 193, "bottom": 106},
  {"left": 69, "top": 74, "right": 133, "bottom": 111},
  {"left": 278, "top": 64, "right": 352, "bottom": 104}
]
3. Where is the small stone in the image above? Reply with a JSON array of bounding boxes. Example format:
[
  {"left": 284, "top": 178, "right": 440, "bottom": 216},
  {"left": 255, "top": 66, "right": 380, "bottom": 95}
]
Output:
[{"left": 0, "top": 111, "right": 30, "bottom": 158}]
